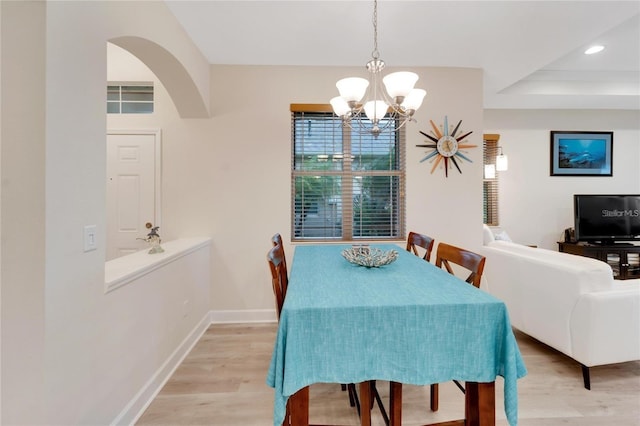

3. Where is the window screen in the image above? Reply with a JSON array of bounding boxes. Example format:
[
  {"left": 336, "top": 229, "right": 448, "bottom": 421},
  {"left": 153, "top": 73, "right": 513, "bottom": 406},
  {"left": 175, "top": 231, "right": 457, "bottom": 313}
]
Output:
[{"left": 291, "top": 105, "right": 405, "bottom": 241}]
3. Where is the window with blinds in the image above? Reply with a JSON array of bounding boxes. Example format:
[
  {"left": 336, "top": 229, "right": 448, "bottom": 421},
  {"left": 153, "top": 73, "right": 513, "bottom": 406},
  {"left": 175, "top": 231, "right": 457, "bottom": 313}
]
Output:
[
  {"left": 107, "top": 84, "right": 154, "bottom": 114},
  {"left": 291, "top": 105, "right": 405, "bottom": 242},
  {"left": 483, "top": 134, "right": 500, "bottom": 226}
]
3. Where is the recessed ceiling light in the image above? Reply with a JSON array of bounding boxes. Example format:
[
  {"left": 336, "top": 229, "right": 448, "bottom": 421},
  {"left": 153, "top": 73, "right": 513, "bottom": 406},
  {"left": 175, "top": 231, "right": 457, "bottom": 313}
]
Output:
[{"left": 584, "top": 45, "right": 605, "bottom": 55}]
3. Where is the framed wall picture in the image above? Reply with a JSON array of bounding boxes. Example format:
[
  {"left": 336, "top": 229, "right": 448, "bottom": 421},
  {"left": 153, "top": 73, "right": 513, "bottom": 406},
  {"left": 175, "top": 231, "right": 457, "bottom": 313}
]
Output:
[{"left": 550, "top": 131, "right": 613, "bottom": 176}]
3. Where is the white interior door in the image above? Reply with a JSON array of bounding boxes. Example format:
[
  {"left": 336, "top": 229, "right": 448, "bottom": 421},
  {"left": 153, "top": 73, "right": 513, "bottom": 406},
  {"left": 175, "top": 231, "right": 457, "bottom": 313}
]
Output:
[{"left": 106, "top": 131, "right": 161, "bottom": 261}]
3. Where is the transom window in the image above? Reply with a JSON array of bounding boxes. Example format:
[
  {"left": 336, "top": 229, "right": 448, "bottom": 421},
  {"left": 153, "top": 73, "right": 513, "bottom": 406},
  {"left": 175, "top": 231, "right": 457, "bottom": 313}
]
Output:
[
  {"left": 291, "top": 104, "right": 405, "bottom": 242},
  {"left": 107, "top": 83, "right": 154, "bottom": 114}
]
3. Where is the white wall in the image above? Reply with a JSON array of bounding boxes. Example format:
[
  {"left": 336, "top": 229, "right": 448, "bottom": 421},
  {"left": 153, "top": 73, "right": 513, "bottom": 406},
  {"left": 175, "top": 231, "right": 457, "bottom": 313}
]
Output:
[
  {"left": 1, "top": 1, "right": 211, "bottom": 424},
  {"left": 0, "top": 2, "right": 46, "bottom": 422},
  {"left": 485, "top": 109, "right": 640, "bottom": 249}
]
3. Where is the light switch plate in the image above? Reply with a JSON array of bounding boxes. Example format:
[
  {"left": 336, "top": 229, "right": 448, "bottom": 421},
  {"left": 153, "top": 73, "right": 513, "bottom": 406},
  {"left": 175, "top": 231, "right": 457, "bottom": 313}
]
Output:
[{"left": 84, "top": 225, "right": 97, "bottom": 252}]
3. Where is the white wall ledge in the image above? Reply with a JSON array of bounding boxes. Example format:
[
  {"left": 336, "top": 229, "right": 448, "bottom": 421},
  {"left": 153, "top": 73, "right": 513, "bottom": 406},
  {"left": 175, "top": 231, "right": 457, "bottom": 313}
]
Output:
[{"left": 105, "top": 237, "right": 211, "bottom": 293}]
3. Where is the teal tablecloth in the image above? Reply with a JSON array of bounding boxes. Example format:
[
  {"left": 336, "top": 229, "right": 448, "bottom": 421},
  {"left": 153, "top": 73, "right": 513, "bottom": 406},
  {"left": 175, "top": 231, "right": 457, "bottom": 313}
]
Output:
[{"left": 267, "top": 244, "right": 527, "bottom": 426}]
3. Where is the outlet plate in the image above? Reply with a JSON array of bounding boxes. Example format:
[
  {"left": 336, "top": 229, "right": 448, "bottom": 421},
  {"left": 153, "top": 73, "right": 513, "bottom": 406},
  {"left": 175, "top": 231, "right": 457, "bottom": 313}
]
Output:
[{"left": 84, "top": 225, "right": 97, "bottom": 252}]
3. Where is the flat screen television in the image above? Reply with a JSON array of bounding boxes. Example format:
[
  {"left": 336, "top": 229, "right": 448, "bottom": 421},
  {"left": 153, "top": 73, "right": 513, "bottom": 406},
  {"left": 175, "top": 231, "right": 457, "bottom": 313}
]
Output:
[{"left": 574, "top": 194, "right": 640, "bottom": 244}]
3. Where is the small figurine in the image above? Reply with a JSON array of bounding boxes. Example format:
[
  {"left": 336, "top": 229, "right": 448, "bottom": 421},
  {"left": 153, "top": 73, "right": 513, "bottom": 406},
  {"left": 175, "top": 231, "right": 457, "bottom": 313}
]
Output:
[{"left": 137, "top": 222, "right": 165, "bottom": 254}]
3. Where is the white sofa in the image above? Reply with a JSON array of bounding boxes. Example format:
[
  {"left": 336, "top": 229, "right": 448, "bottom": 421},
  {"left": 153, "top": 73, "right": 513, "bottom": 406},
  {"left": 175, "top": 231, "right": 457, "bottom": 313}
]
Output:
[{"left": 479, "top": 227, "right": 640, "bottom": 389}]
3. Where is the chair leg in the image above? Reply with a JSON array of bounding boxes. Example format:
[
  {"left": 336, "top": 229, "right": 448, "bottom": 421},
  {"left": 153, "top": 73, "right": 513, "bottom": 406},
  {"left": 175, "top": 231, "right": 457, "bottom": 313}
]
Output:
[
  {"left": 342, "top": 382, "right": 357, "bottom": 407},
  {"left": 359, "top": 382, "right": 372, "bottom": 425},
  {"left": 388, "top": 381, "right": 402, "bottom": 426},
  {"left": 430, "top": 383, "right": 439, "bottom": 411},
  {"left": 581, "top": 364, "right": 591, "bottom": 390},
  {"left": 347, "top": 383, "right": 360, "bottom": 412},
  {"left": 349, "top": 383, "right": 361, "bottom": 415},
  {"left": 453, "top": 379, "right": 466, "bottom": 393},
  {"left": 368, "top": 381, "right": 375, "bottom": 410},
  {"left": 372, "top": 381, "right": 389, "bottom": 426},
  {"left": 350, "top": 381, "right": 389, "bottom": 423}
]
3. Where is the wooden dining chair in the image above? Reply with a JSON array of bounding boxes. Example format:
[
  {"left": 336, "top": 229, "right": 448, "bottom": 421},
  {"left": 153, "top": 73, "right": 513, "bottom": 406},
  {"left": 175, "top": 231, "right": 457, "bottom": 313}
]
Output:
[
  {"left": 266, "top": 242, "right": 291, "bottom": 426},
  {"left": 406, "top": 231, "right": 435, "bottom": 262},
  {"left": 435, "top": 242, "right": 486, "bottom": 288},
  {"left": 429, "top": 242, "right": 487, "bottom": 412},
  {"left": 267, "top": 242, "right": 288, "bottom": 320},
  {"left": 272, "top": 233, "right": 288, "bottom": 279}
]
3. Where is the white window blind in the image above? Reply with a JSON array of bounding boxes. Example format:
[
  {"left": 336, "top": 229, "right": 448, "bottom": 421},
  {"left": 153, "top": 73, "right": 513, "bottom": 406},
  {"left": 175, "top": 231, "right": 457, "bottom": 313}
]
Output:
[{"left": 291, "top": 105, "right": 405, "bottom": 241}]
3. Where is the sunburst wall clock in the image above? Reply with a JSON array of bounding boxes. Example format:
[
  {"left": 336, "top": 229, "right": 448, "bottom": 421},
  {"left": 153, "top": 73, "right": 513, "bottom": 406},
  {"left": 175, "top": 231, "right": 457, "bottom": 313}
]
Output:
[{"left": 416, "top": 116, "right": 476, "bottom": 177}]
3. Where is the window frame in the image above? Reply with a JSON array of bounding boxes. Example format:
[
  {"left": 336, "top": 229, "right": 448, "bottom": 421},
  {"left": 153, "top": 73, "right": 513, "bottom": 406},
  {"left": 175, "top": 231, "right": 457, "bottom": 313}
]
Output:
[{"left": 291, "top": 104, "right": 406, "bottom": 242}]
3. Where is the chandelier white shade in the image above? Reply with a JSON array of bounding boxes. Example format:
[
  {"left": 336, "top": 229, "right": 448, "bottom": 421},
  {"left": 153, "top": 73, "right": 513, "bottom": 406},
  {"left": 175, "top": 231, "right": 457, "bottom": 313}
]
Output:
[
  {"left": 330, "top": 96, "right": 351, "bottom": 117},
  {"left": 336, "top": 77, "right": 369, "bottom": 103},
  {"left": 330, "top": 0, "right": 426, "bottom": 135},
  {"left": 383, "top": 71, "right": 419, "bottom": 99},
  {"left": 364, "top": 100, "right": 388, "bottom": 122},
  {"left": 402, "top": 88, "right": 427, "bottom": 111}
]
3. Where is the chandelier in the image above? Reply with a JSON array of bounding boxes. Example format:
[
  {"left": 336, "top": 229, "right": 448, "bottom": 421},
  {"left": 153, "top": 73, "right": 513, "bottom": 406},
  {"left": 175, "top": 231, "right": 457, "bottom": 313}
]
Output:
[{"left": 330, "top": 0, "right": 426, "bottom": 136}]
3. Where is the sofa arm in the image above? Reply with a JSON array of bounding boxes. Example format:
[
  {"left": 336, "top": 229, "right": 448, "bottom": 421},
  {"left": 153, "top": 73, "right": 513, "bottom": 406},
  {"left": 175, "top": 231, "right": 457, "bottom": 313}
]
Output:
[
  {"left": 481, "top": 242, "right": 614, "bottom": 359},
  {"left": 570, "top": 286, "right": 640, "bottom": 367}
]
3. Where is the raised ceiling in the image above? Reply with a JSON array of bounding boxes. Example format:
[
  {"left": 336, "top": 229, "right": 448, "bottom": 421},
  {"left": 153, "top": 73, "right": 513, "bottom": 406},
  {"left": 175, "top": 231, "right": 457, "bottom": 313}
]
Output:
[{"left": 165, "top": 1, "right": 640, "bottom": 110}]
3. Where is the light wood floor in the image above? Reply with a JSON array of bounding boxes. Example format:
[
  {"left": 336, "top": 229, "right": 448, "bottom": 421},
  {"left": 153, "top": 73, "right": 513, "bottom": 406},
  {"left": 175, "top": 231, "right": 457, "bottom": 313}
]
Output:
[{"left": 137, "top": 323, "right": 640, "bottom": 426}]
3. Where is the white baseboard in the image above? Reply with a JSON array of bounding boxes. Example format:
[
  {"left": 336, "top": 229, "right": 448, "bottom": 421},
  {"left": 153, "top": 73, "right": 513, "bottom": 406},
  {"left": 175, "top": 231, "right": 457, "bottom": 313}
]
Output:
[
  {"left": 113, "top": 309, "right": 275, "bottom": 425},
  {"left": 210, "top": 309, "right": 277, "bottom": 324},
  {"left": 112, "top": 311, "right": 212, "bottom": 426}
]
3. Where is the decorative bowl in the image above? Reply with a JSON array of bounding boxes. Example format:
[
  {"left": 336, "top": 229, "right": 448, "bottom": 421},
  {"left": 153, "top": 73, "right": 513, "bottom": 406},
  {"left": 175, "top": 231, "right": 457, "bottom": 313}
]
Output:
[{"left": 341, "top": 246, "right": 399, "bottom": 268}]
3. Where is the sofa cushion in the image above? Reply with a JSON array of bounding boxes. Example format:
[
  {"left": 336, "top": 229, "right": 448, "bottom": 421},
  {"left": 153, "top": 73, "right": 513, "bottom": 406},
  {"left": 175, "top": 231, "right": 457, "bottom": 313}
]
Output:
[{"left": 494, "top": 230, "right": 513, "bottom": 242}]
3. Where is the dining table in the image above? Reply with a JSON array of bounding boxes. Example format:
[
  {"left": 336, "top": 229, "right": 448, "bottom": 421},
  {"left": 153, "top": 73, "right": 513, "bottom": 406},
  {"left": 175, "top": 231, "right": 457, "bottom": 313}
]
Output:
[{"left": 267, "top": 244, "right": 527, "bottom": 426}]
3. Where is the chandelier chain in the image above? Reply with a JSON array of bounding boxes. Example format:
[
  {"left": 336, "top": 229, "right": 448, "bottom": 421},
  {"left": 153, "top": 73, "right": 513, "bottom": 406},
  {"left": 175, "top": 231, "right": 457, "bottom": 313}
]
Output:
[
  {"left": 331, "top": 0, "right": 426, "bottom": 135},
  {"left": 371, "top": 0, "right": 379, "bottom": 60}
]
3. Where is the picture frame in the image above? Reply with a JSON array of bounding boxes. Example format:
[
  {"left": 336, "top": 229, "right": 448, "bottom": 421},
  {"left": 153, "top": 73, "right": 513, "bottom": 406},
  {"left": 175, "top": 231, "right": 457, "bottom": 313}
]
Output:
[{"left": 550, "top": 131, "right": 613, "bottom": 176}]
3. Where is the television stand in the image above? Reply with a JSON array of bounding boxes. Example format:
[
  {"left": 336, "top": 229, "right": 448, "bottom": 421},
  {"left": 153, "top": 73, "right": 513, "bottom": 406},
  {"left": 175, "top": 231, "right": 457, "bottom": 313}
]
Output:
[
  {"left": 558, "top": 242, "right": 640, "bottom": 280},
  {"left": 591, "top": 241, "right": 635, "bottom": 247}
]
